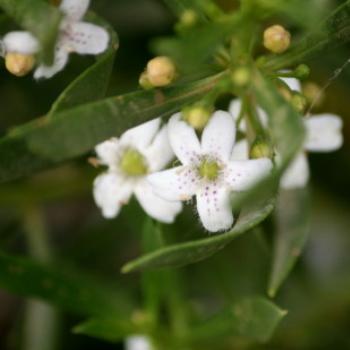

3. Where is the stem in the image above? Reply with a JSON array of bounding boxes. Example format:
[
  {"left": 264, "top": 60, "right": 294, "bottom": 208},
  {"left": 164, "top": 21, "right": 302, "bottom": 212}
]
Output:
[{"left": 21, "top": 206, "right": 60, "bottom": 350}]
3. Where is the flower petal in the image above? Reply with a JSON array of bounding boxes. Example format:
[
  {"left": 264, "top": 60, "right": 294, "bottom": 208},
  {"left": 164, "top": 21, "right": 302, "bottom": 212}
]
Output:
[
  {"left": 144, "top": 124, "right": 174, "bottom": 172},
  {"left": 201, "top": 110, "right": 236, "bottom": 161},
  {"left": 120, "top": 118, "right": 161, "bottom": 151},
  {"left": 60, "top": 0, "right": 90, "bottom": 21},
  {"left": 135, "top": 181, "right": 182, "bottom": 223},
  {"left": 168, "top": 113, "right": 201, "bottom": 165},
  {"left": 3, "top": 31, "right": 39, "bottom": 55},
  {"left": 280, "top": 76, "right": 301, "bottom": 92},
  {"left": 304, "top": 114, "right": 343, "bottom": 152},
  {"left": 231, "top": 139, "right": 249, "bottom": 161},
  {"left": 93, "top": 173, "right": 133, "bottom": 219},
  {"left": 196, "top": 185, "right": 233, "bottom": 232},
  {"left": 225, "top": 158, "right": 273, "bottom": 191},
  {"left": 147, "top": 166, "right": 199, "bottom": 202},
  {"left": 65, "top": 22, "right": 109, "bottom": 55},
  {"left": 280, "top": 152, "right": 309, "bottom": 189},
  {"left": 34, "top": 45, "right": 69, "bottom": 79},
  {"left": 95, "top": 138, "right": 119, "bottom": 166},
  {"left": 125, "top": 336, "right": 152, "bottom": 350}
]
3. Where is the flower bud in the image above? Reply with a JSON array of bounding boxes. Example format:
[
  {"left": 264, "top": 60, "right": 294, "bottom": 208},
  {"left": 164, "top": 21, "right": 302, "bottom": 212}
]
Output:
[
  {"left": 146, "top": 56, "right": 176, "bottom": 87},
  {"left": 231, "top": 67, "right": 251, "bottom": 87},
  {"left": 179, "top": 10, "right": 198, "bottom": 27},
  {"left": 295, "top": 64, "right": 310, "bottom": 80},
  {"left": 5, "top": 53, "right": 35, "bottom": 77},
  {"left": 183, "top": 105, "right": 212, "bottom": 130},
  {"left": 138, "top": 71, "right": 153, "bottom": 90},
  {"left": 263, "top": 25, "right": 291, "bottom": 54},
  {"left": 250, "top": 138, "right": 273, "bottom": 159},
  {"left": 303, "top": 82, "right": 324, "bottom": 107},
  {"left": 291, "top": 92, "right": 307, "bottom": 113}
]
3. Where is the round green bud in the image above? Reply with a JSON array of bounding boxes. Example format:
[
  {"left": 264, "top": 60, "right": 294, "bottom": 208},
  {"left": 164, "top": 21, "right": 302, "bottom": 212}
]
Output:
[
  {"left": 291, "top": 92, "right": 307, "bottom": 113},
  {"left": 231, "top": 67, "right": 251, "bottom": 87},
  {"left": 295, "top": 64, "right": 310, "bottom": 80},
  {"left": 250, "top": 139, "right": 273, "bottom": 159},
  {"left": 183, "top": 105, "right": 212, "bottom": 130},
  {"left": 263, "top": 25, "right": 291, "bottom": 54}
]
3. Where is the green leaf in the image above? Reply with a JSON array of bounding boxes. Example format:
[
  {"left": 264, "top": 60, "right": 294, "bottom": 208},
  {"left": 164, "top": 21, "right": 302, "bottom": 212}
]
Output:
[
  {"left": 0, "top": 73, "right": 223, "bottom": 183},
  {"left": 268, "top": 188, "right": 310, "bottom": 298},
  {"left": 0, "top": 0, "right": 62, "bottom": 64},
  {"left": 263, "top": 0, "right": 350, "bottom": 70},
  {"left": 73, "top": 318, "right": 135, "bottom": 343},
  {"left": 122, "top": 199, "right": 274, "bottom": 273},
  {"left": 48, "top": 14, "right": 119, "bottom": 116},
  {"left": 191, "top": 297, "right": 287, "bottom": 343},
  {"left": 0, "top": 251, "right": 132, "bottom": 317}
]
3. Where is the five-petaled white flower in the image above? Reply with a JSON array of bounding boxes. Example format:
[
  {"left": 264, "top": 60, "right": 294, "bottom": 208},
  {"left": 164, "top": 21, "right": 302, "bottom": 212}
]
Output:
[
  {"left": 2, "top": 0, "right": 109, "bottom": 79},
  {"left": 93, "top": 118, "right": 182, "bottom": 223},
  {"left": 34, "top": 0, "right": 109, "bottom": 79},
  {"left": 147, "top": 111, "right": 273, "bottom": 233},
  {"left": 125, "top": 335, "right": 152, "bottom": 350},
  {"left": 229, "top": 77, "right": 343, "bottom": 189}
]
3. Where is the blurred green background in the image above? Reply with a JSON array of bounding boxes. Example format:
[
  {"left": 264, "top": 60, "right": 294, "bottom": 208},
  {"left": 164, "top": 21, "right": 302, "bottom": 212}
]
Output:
[{"left": 0, "top": 0, "right": 349, "bottom": 349}]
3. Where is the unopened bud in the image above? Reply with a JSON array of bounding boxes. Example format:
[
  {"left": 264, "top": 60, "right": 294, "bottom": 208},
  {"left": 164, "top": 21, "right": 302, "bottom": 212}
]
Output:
[
  {"left": 183, "top": 105, "right": 212, "bottom": 130},
  {"left": 139, "top": 71, "right": 153, "bottom": 90},
  {"left": 146, "top": 56, "right": 176, "bottom": 87},
  {"left": 295, "top": 64, "right": 310, "bottom": 80},
  {"left": 231, "top": 67, "right": 251, "bottom": 87},
  {"left": 291, "top": 92, "right": 307, "bottom": 113},
  {"left": 303, "top": 82, "right": 324, "bottom": 107},
  {"left": 179, "top": 10, "right": 198, "bottom": 27},
  {"left": 263, "top": 25, "right": 291, "bottom": 54},
  {"left": 5, "top": 53, "right": 35, "bottom": 77},
  {"left": 250, "top": 138, "right": 273, "bottom": 159}
]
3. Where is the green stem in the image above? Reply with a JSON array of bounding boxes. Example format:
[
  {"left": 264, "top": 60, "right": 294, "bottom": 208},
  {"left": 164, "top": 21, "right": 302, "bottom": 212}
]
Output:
[{"left": 21, "top": 205, "right": 60, "bottom": 350}]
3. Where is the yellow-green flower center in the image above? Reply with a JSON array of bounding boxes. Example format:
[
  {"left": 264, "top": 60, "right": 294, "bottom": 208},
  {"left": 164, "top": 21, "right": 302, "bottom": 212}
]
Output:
[
  {"left": 120, "top": 148, "right": 148, "bottom": 176},
  {"left": 198, "top": 158, "right": 221, "bottom": 181}
]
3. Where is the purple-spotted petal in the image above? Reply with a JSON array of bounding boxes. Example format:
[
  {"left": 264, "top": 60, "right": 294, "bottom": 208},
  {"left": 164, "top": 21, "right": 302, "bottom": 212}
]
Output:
[
  {"left": 201, "top": 110, "right": 236, "bottom": 161},
  {"left": 65, "top": 22, "right": 109, "bottom": 55},
  {"left": 168, "top": 113, "right": 201, "bottom": 165},
  {"left": 304, "top": 114, "right": 343, "bottom": 152},
  {"left": 225, "top": 158, "right": 272, "bottom": 191},
  {"left": 147, "top": 166, "right": 199, "bottom": 202},
  {"left": 135, "top": 181, "right": 182, "bottom": 223},
  {"left": 60, "top": 0, "right": 90, "bottom": 21},
  {"left": 196, "top": 185, "right": 233, "bottom": 232},
  {"left": 93, "top": 173, "right": 133, "bottom": 219}
]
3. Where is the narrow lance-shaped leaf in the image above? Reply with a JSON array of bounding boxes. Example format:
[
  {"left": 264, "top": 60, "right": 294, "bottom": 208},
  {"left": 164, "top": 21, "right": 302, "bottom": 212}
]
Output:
[
  {"left": 122, "top": 199, "right": 274, "bottom": 273},
  {"left": 0, "top": 73, "right": 223, "bottom": 183},
  {"left": 0, "top": 0, "right": 62, "bottom": 64},
  {"left": 268, "top": 188, "right": 311, "bottom": 298},
  {"left": 49, "top": 14, "right": 119, "bottom": 116},
  {"left": 0, "top": 251, "right": 133, "bottom": 317},
  {"left": 190, "top": 297, "right": 287, "bottom": 344}
]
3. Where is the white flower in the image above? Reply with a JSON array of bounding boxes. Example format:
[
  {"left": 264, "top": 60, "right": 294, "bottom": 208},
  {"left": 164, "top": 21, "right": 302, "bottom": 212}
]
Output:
[
  {"left": 280, "top": 114, "right": 343, "bottom": 189},
  {"left": 1, "top": 31, "right": 39, "bottom": 57},
  {"left": 93, "top": 118, "right": 182, "bottom": 223},
  {"left": 148, "top": 111, "right": 272, "bottom": 233},
  {"left": 125, "top": 335, "right": 152, "bottom": 350}
]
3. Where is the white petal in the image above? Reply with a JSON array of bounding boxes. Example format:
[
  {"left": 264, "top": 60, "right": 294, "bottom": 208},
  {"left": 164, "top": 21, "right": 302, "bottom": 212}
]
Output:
[
  {"left": 144, "top": 124, "right": 174, "bottom": 172},
  {"left": 125, "top": 336, "right": 152, "bottom": 350},
  {"left": 95, "top": 138, "right": 119, "bottom": 166},
  {"left": 34, "top": 45, "right": 69, "bottom": 79},
  {"left": 196, "top": 185, "right": 233, "bottom": 232},
  {"left": 60, "top": 0, "right": 90, "bottom": 21},
  {"left": 135, "top": 181, "right": 182, "bottom": 223},
  {"left": 201, "top": 110, "right": 236, "bottom": 161},
  {"left": 231, "top": 139, "right": 249, "bottom": 161},
  {"left": 3, "top": 31, "right": 39, "bottom": 54},
  {"left": 168, "top": 113, "right": 201, "bottom": 165},
  {"left": 304, "top": 114, "right": 343, "bottom": 152},
  {"left": 280, "top": 152, "right": 309, "bottom": 189},
  {"left": 225, "top": 159, "right": 273, "bottom": 191},
  {"left": 64, "top": 22, "right": 109, "bottom": 55},
  {"left": 120, "top": 118, "right": 161, "bottom": 151},
  {"left": 147, "top": 166, "right": 199, "bottom": 202},
  {"left": 93, "top": 173, "right": 133, "bottom": 219},
  {"left": 228, "top": 99, "right": 241, "bottom": 124},
  {"left": 279, "top": 76, "right": 301, "bottom": 92}
]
